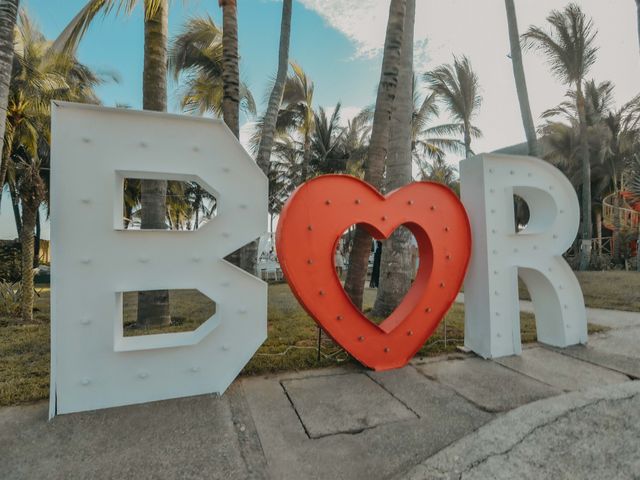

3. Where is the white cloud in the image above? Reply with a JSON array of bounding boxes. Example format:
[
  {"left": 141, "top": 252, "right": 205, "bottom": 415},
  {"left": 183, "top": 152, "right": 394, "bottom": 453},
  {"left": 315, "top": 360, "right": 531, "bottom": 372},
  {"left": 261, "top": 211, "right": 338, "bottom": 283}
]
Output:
[
  {"left": 298, "top": 0, "right": 640, "bottom": 163},
  {"left": 321, "top": 104, "right": 363, "bottom": 126},
  {"left": 298, "top": 0, "right": 391, "bottom": 57}
]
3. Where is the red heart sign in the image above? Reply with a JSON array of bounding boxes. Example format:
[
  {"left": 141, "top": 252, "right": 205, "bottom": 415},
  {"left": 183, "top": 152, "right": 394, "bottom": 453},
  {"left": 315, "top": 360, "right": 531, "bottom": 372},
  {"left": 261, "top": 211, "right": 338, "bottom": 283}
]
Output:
[{"left": 275, "top": 175, "right": 471, "bottom": 371}]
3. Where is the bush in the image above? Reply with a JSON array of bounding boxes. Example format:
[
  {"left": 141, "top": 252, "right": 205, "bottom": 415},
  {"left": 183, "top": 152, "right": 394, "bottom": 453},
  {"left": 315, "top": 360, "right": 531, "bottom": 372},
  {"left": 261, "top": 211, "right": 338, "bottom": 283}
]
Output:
[
  {"left": 0, "top": 282, "right": 21, "bottom": 317},
  {"left": 0, "top": 241, "right": 21, "bottom": 283},
  {"left": 589, "top": 254, "right": 613, "bottom": 271}
]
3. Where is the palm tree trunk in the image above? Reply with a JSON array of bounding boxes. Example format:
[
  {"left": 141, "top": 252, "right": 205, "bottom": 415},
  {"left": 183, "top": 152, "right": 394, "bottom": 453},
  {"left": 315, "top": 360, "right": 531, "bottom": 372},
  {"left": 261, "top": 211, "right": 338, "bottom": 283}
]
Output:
[
  {"left": 250, "top": 0, "right": 292, "bottom": 280},
  {"left": 635, "top": 0, "right": 640, "bottom": 270},
  {"left": 372, "top": 0, "right": 415, "bottom": 318},
  {"left": 34, "top": 208, "right": 40, "bottom": 268},
  {"left": 137, "top": 0, "right": 170, "bottom": 327},
  {"left": 636, "top": 0, "right": 640, "bottom": 52},
  {"left": 576, "top": 82, "right": 592, "bottom": 271},
  {"left": 256, "top": 0, "right": 292, "bottom": 175},
  {"left": 19, "top": 202, "right": 36, "bottom": 322},
  {"left": 464, "top": 120, "right": 472, "bottom": 158},
  {"left": 344, "top": 0, "right": 406, "bottom": 310},
  {"left": 9, "top": 181, "right": 21, "bottom": 236},
  {"left": 219, "top": 0, "right": 240, "bottom": 138},
  {"left": 505, "top": 0, "right": 539, "bottom": 157},
  {"left": 301, "top": 131, "right": 311, "bottom": 182},
  {"left": 219, "top": 0, "right": 257, "bottom": 274},
  {"left": 0, "top": 0, "right": 19, "bottom": 192},
  {"left": 595, "top": 209, "right": 602, "bottom": 255},
  {"left": 245, "top": 0, "right": 292, "bottom": 281}
]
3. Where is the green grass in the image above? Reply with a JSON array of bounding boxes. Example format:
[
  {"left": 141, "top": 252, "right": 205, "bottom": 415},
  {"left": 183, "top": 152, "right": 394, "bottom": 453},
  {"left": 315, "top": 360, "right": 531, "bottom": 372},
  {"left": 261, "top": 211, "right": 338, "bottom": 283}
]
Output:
[
  {"left": 518, "top": 271, "right": 640, "bottom": 312},
  {"left": 122, "top": 289, "right": 215, "bottom": 336},
  {"left": 0, "top": 281, "right": 608, "bottom": 407}
]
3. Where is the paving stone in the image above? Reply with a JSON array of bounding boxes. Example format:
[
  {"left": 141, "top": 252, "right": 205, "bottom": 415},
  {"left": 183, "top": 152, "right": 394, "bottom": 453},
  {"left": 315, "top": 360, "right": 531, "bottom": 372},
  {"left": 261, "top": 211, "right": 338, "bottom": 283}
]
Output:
[
  {"left": 0, "top": 394, "right": 250, "bottom": 480},
  {"left": 368, "top": 366, "right": 493, "bottom": 423},
  {"left": 553, "top": 345, "right": 640, "bottom": 379},
  {"left": 496, "top": 346, "right": 629, "bottom": 392},
  {"left": 281, "top": 372, "right": 416, "bottom": 438},
  {"left": 244, "top": 368, "right": 493, "bottom": 480},
  {"left": 416, "top": 356, "right": 560, "bottom": 412}
]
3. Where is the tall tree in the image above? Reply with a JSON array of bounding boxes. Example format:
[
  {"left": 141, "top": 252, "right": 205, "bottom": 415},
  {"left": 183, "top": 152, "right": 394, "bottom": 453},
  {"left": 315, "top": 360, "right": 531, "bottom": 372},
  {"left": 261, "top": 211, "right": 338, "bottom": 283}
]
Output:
[
  {"left": 255, "top": 0, "right": 292, "bottom": 176},
  {"left": 523, "top": 3, "right": 599, "bottom": 270},
  {"left": 343, "top": 0, "right": 406, "bottom": 310},
  {"left": 411, "top": 86, "right": 467, "bottom": 163},
  {"left": 56, "top": 0, "right": 173, "bottom": 325},
  {"left": 218, "top": 0, "right": 260, "bottom": 275},
  {"left": 6, "top": 12, "right": 102, "bottom": 321},
  {"left": 635, "top": 0, "right": 640, "bottom": 270},
  {"left": 246, "top": 0, "right": 292, "bottom": 279},
  {"left": 219, "top": 0, "right": 240, "bottom": 138},
  {"left": 251, "top": 62, "right": 315, "bottom": 186},
  {"left": 505, "top": 0, "right": 539, "bottom": 157},
  {"left": 138, "top": 0, "right": 171, "bottom": 326},
  {"left": 372, "top": 0, "right": 415, "bottom": 318},
  {"left": 168, "top": 15, "right": 255, "bottom": 117},
  {"left": 0, "top": 0, "right": 20, "bottom": 192},
  {"left": 636, "top": 0, "right": 640, "bottom": 52},
  {"left": 16, "top": 159, "right": 45, "bottom": 322},
  {"left": 424, "top": 56, "right": 483, "bottom": 159}
]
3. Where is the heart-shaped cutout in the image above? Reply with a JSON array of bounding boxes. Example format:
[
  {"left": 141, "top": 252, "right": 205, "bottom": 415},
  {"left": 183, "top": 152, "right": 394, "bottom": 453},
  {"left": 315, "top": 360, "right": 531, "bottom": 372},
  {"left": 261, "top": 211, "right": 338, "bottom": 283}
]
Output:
[{"left": 276, "top": 175, "right": 472, "bottom": 371}]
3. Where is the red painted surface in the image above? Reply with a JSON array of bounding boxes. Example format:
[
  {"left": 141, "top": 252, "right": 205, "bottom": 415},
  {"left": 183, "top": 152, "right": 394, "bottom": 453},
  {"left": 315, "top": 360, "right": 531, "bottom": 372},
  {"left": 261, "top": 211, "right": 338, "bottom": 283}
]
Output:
[
  {"left": 276, "top": 175, "right": 472, "bottom": 371},
  {"left": 621, "top": 191, "right": 640, "bottom": 212}
]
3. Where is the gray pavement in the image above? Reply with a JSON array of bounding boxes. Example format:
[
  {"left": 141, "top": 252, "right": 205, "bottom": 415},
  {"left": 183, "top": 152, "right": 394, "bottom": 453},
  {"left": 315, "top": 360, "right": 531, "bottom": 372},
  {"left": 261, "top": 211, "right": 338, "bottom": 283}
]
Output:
[
  {"left": 400, "top": 381, "right": 640, "bottom": 480},
  {"left": 1, "top": 301, "right": 639, "bottom": 480}
]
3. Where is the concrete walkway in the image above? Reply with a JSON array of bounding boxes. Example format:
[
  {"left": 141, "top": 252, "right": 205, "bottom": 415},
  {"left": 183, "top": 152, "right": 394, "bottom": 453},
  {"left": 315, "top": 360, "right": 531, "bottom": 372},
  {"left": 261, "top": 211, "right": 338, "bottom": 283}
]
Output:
[
  {"left": 1, "top": 302, "right": 639, "bottom": 480},
  {"left": 400, "top": 381, "right": 640, "bottom": 480}
]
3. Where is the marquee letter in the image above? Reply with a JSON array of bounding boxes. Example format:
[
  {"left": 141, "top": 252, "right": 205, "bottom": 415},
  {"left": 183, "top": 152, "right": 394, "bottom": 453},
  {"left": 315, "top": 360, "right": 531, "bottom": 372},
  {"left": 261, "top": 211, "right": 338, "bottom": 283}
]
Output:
[
  {"left": 460, "top": 153, "right": 587, "bottom": 358},
  {"left": 50, "top": 102, "right": 267, "bottom": 416}
]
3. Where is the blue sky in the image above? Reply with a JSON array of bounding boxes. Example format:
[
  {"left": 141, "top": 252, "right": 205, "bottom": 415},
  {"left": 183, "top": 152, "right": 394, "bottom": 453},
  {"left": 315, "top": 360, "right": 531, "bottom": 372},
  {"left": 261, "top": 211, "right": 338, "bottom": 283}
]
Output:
[
  {"left": 19, "top": 0, "right": 640, "bottom": 153},
  {"left": 22, "top": 0, "right": 380, "bottom": 116},
  {"left": 3, "top": 0, "right": 640, "bottom": 239}
]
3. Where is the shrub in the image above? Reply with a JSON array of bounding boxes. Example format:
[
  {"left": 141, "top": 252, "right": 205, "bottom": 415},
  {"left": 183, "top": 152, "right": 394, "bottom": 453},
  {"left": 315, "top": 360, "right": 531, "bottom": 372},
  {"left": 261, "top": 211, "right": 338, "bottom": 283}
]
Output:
[
  {"left": 0, "top": 282, "right": 21, "bottom": 317},
  {"left": 0, "top": 241, "right": 21, "bottom": 283}
]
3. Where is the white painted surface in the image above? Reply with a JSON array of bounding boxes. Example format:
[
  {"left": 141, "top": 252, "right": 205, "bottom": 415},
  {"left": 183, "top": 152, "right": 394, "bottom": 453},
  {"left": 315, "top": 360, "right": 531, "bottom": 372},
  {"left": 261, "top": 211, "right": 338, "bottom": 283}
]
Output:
[
  {"left": 461, "top": 153, "right": 587, "bottom": 359},
  {"left": 50, "top": 102, "right": 268, "bottom": 417}
]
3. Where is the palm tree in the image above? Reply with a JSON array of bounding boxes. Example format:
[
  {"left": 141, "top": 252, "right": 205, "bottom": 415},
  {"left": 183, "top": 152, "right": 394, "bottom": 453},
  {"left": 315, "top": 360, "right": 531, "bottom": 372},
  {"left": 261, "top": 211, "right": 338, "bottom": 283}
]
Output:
[
  {"left": 372, "top": 0, "right": 415, "bottom": 318},
  {"left": 242, "top": 0, "right": 291, "bottom": 279},
  {"left": 270, "top": 135, "right": 302, "bottom": 203},
  {"left": 343, "top": 0, "right": 406, "bottom": 310},
  {"left": 523, "top": 3, "right": 599, "bottom": 270},
  {"left": 219, "top": 0, "right": 240, "bottom": 138},
  {"left": 5, "top": 12, "right": 102, "bottom": 322},
  {"left": 505, "top": 0, "right": 538, "bottom": 157},
  {"left": 57, "top": 0, "right": 173, "bottom": 326},
  {"left": 255, "top": 0, "right": 293, "bottom": 176},
  {"left": 309, "top": 104, "right": 349, "bottom": 175},
  {"left": 281, "top": 62, "right": 315, "bottom": 181},
  {"left": 169, "top": 15, "right": 255, "bottom": 117},
  {"left": 636, "top": 0, "right": 640, "bottom": 52},
  {"left": 541, "top": 83, "right": 640, "bottom": 264},
  {"left": 424, "top": 55, "right": 483, "bottom": 159},
  {"left": 251, "top": 62, "right": 316, "bottom": 185},
  {"left": 0, "top": 0, "right": 20, "bottom": 191},
  {"left": 417, "top": 157, "right": 459, "bottom": 192},
  {"left": 265, "top": 103, "right": 349, "bottom": 178},
  {"left": 411, "top": 85, "right": 469, "bottom": 163}
]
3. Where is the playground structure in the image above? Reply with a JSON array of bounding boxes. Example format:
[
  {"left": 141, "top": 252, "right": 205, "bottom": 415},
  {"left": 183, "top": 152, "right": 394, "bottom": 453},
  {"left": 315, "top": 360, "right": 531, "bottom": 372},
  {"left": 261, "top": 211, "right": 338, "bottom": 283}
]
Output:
[{"left": 601, "top": 191, "right": 640, "bottom": 258}]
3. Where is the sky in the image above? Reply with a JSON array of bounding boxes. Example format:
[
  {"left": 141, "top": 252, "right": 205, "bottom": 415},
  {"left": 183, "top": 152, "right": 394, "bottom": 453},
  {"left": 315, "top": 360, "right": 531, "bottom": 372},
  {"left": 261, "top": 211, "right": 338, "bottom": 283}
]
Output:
[{"left": 2, "top": 0, "right": 640, "bottom": 239}]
